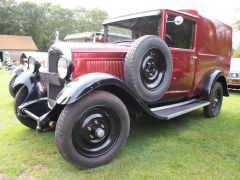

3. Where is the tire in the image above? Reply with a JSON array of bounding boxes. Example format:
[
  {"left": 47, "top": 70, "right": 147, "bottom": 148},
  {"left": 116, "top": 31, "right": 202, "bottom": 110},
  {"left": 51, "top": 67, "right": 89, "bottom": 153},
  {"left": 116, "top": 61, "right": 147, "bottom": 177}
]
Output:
[
  {"left": 203, "top": 82, "right": 223, "bottom": 118},
  {"left": 124, "top": 35, "right": 173, "bottom": 103},
  {"left": 9, "top": 75, "right": 17, "bottom": 97},
  {"left": 55, "top": 91, "right": 130, "bottom": 169},
  {"left": 14, "top": 86, "right": 37, "bottom": 129}
]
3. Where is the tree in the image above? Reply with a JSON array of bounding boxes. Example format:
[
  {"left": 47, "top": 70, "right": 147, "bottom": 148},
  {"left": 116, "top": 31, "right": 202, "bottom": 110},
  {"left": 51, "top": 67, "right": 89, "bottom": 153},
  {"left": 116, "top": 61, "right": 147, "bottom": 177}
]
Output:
[
  {"left": 233, "top": 9, "right": 240, "bottom": 57},
  {"left": 233, "top": 48, "right": 240, "bottom": 58},
  {"left": 0, "top": 0, "right": 108, "bottom": 51},
  {"left": 0, "top": 0, "right": 21, "bottom": 35},
  {"left": 15, "top": 2, "right": 47, "bottom": 50}
]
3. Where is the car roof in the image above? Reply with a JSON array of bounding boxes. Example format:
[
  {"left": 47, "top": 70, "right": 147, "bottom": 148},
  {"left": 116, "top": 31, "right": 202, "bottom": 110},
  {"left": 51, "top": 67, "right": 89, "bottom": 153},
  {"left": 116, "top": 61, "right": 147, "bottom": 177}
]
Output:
[{"left": 103, "top": 9, "right": 199, "bottom": 25}]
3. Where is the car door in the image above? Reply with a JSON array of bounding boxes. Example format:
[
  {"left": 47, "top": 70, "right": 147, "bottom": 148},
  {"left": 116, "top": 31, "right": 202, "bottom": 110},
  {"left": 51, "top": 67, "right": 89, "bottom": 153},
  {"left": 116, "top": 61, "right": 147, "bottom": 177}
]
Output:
[{"left": 163, "top": 13, "right": 197, "bottom": 99}]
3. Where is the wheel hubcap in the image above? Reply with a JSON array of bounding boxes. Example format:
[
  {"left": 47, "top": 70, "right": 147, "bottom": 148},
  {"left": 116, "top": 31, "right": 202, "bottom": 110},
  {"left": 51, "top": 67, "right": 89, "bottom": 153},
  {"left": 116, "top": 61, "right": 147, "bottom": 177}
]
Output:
[
  {"left": 72, "top": 106, "right": 120, "bottom": 157},
  {"left": 95, "top": 128, "right": 105, "bottom": 138},
  {"left": 140, "top": 49, "right": 166, "bottom": 90}
]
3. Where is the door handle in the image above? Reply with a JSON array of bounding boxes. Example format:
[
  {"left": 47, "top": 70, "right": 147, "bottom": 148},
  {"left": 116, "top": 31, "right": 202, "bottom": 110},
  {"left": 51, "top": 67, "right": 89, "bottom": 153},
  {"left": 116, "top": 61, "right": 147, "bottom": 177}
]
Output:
[{"left": 192, "top": 55, "right": 198, "bottom": 60}]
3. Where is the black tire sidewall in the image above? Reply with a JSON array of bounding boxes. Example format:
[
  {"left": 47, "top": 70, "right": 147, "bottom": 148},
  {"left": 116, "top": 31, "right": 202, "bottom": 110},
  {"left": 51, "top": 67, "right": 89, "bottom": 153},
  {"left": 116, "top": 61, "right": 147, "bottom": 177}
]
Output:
[
  {"left": 124, "top": 35, "right": 173, "bottom": 103},
  {"left": 9, "top": 75, "right": 17, "bottom": 97},
  {"left": 55, "top": 91, "right": 130, "bottom": 168},
  {"left": 14, "top": 86, "right": 37, "bottom": 129},
  {"left": 204, "top": 82, "right": 223, "bottom": 117}
]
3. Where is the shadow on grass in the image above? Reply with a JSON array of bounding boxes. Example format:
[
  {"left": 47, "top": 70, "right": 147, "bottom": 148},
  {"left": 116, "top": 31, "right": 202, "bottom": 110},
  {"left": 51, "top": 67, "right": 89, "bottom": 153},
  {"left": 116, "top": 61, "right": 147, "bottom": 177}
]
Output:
[
  {"left": 228, "top": 89, "right": 240, "bottom": 94},
  {"left": 129, "top": 109, "right": 204, "bottom": 137},
  {"left": 11, "top": 109, "right": 206, "bottom": 172},
  {"left": 16, "top": 109, "right": 205, "bottom": 144}
]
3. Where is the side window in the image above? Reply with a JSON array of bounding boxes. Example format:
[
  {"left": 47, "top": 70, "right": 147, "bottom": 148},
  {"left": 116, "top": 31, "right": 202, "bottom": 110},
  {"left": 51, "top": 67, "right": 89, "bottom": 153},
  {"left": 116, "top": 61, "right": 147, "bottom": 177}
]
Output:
[{"left": 165, "top": 15, "right": 195, "bottom": 49}]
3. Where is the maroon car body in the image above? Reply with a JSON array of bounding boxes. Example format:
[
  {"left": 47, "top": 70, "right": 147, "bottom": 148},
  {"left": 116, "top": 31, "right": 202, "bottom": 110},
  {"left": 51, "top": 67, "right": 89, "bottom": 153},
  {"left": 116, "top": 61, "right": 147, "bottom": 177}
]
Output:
[
  {"left": 69, "top": 9, "right": 231, "bottom": 101},
  {"left": 11, "top": 9, "right": 232, "bottom": 169}
]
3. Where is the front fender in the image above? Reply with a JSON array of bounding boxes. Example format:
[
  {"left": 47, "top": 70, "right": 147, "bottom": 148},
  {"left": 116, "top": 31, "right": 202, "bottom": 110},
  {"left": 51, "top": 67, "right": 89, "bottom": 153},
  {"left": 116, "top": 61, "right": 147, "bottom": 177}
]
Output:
[
  {"left": 12, "top": 70, "right": 46, "bottom": 101},
  {"left": 12, "top": 70, "right": 35, "bottom": 92},
  {"left": 56, "top": 72, "right": 169, "bottom": 120},
  {"left": 56, "top": 73, "right": 135, "bottom": 105},
  {"left": 11, "top": 66, "right": 24, "bottom": 76}
]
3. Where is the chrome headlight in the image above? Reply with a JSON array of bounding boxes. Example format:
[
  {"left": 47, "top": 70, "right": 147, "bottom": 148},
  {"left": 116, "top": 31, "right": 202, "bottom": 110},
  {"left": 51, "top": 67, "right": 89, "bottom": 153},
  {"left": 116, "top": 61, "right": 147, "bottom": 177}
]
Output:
[
  {"left": 232, "top": 73, "right": 236, "bottom": 78},
  {"left": 57, "top": 57, "right": 71, "bottom": 79}
]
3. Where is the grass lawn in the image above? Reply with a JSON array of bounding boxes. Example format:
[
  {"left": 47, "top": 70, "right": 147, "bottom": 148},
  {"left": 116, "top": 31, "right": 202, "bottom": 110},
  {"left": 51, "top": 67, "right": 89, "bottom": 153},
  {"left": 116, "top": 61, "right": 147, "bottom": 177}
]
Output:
[{"left": 0, "top": 68, "right": 240, "bottom": 179}]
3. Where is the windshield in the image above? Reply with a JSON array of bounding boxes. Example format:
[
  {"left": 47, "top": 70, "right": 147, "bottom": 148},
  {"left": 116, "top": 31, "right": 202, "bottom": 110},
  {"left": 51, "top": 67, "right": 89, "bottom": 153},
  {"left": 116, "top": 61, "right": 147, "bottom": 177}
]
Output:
[{"left": 105, "top": 15, "right": 161, "bottom": 43}]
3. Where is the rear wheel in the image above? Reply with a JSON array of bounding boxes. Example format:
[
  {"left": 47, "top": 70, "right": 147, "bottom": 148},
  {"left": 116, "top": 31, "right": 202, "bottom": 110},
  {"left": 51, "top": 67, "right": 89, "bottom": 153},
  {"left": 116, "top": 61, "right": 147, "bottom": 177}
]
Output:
[
  {"left": 203, "top": 82, "right": 223, "bottom": 118},
  {"left": 55, "top": 91, "right": 130, "bottom": 169},
  {"left": 14, "top": 86, "right": 37, "bottom": 129}
]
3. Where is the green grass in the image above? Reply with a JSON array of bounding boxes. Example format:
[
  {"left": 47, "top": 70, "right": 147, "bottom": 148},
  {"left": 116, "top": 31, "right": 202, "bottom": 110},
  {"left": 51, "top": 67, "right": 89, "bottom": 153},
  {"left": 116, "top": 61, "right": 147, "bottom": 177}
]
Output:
[{"left": 0, "top": 69, "right": 240, "bottom": 179}]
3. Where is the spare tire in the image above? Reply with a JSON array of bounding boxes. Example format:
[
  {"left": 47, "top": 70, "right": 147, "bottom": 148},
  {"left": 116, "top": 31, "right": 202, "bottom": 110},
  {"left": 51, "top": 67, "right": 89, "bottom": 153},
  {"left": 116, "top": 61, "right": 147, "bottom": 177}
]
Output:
[{"left": 124, "top": 35, "right": 173, "bottom": 103}]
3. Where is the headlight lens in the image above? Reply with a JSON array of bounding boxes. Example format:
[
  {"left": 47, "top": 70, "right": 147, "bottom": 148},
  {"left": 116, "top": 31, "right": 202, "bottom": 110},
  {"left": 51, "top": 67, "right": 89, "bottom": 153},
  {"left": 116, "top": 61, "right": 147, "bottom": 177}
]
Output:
[
  {"left": 57, "top": 57, "right": 69, "bottom": 79},
  {"left": 28, "top": 57, "right": 35, "bottom": 72}
]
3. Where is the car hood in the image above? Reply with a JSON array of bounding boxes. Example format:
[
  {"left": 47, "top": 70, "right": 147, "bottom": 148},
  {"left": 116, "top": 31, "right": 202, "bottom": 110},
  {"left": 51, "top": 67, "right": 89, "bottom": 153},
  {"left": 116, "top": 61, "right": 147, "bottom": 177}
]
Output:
[{"left": 50, "top": 42, "right": 132, "bottom": 59}]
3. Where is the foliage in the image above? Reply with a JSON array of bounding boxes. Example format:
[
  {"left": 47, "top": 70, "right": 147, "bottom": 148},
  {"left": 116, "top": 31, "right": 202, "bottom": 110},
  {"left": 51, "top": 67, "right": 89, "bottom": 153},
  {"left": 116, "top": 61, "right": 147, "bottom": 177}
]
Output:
[
  {"left": 233, "top": 48, "right": 240, "bottom": 58},
  {"left": 232, "top": 9, "right": 240, "bottom": 57},
  {"left": 0, "top": 0, "right": 108, "bottom": 51},
  {"left": 0, "top": 69, "right": 240, "bottom": 179},
  {"left": 235, "top": 9, "right": 240, "bottom": 30}
]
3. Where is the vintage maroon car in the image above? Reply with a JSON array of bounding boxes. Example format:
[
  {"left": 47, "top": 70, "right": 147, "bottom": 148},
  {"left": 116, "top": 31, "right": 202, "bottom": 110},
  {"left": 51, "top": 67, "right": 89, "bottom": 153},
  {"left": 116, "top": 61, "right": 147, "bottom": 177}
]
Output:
[{"left": 11, "top": 9, "right": 232, "bottom": 168}]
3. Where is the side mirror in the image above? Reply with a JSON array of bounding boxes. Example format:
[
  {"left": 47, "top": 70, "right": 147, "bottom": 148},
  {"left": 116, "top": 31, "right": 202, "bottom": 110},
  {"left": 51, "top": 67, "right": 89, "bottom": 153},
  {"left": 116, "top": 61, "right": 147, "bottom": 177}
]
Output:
[
  {"left": 174, "top": 16, "right": 184, "bottom": 25},
  {"left": 167, "top": 16, "right": 184, "bottom": 26}
]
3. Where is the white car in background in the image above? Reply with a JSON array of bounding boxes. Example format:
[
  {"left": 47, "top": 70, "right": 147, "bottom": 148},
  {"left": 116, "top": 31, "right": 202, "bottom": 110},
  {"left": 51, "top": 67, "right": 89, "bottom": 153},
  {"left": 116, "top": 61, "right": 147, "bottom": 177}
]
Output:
[{"left": 228, "top": 58, "right": 240, "bottom": 89}]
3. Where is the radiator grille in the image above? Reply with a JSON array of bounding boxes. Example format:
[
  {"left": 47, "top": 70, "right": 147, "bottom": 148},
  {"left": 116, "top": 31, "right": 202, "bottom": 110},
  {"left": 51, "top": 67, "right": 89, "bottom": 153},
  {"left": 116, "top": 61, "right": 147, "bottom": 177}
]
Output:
[
  {"left": 86, "top": 59, "right": 124, "bottom": 79},
  {"left": 48, "top": 50, "right": 64, "bottom": 101}
]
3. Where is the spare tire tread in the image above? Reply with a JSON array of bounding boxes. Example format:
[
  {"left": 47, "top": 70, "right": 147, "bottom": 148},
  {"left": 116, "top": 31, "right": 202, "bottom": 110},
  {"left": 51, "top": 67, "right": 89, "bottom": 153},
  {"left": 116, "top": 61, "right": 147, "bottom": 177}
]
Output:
[{"left": 124, "top": 35, "right": 173, "bottom": 103}]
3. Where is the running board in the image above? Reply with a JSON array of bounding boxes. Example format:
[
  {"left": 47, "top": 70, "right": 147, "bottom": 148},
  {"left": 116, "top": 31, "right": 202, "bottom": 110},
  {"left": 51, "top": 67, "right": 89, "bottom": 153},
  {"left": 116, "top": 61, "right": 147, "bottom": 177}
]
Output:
[{"left": 150, "top": 99, "right": 210, "bottom": 120}]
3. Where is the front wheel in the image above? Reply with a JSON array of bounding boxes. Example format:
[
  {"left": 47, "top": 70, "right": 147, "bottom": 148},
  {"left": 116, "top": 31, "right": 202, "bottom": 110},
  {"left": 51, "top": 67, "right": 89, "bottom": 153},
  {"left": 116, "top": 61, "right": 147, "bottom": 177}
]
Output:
[
  {"left": 14, "top": 86, "right": 37, "bottom": 129},
  {"left": 203, "top": 82, "right": 223, "bottom": 118},
  {"left": 55, "top": 91, "right": 130, "bottom": 169},
  {"left": 9, "top": 75, "right": 17, "bottom": 97}
]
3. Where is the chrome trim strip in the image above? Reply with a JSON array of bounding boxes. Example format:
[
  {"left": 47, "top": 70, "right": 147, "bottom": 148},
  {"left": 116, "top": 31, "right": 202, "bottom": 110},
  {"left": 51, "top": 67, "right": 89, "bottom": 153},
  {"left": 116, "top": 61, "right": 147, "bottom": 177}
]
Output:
[
  {"left": 49, "top": 42, "right": 72, "bottom": 61},
  {"left": 166, "top": 102, "right": 210, "bottom": 119}
]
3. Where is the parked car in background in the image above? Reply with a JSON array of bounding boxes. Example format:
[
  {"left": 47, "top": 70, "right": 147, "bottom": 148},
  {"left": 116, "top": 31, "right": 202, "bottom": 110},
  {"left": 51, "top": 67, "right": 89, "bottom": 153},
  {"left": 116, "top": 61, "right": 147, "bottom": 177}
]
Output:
[
  {"left": 64, "top": 31, "right": 131, "bottom": 43},
  {"left": 12, "top": 9, "right": 232, "bottom": 169},
  {"left": 64, "top": 32, "right": 102, "bottom": 43},
  {"left": 228, "top": 58, "right": 240, "bottom": 89}
]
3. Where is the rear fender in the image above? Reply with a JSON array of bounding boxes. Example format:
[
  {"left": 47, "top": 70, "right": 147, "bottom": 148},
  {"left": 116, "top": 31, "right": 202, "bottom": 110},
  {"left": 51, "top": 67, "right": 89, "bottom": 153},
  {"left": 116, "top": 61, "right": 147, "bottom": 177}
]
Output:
[{"left": 201, "top": 69, "right": 229, "bottom": 100}]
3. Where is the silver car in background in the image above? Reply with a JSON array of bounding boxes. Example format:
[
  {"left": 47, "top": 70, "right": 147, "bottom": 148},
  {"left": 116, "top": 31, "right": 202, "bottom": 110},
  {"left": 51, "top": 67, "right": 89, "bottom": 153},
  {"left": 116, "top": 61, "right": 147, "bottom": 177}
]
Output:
[{"left": 228, "top": 58, "right": 240, "bottom": 89}]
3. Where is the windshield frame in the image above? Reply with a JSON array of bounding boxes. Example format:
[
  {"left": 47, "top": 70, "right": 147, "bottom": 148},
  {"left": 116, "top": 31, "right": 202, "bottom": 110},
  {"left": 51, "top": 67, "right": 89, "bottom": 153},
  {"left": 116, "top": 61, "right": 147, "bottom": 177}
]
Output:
[{"left": 103, "top": 10, "right": 162, "bottom": 43}]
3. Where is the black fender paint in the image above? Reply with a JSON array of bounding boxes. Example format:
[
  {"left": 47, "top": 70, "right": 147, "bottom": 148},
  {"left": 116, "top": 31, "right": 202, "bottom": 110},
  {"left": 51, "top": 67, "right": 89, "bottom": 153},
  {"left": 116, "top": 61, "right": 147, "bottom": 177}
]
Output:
[
  {"left": 12, "top": 70, "right": 46, "bottom": 101},
  {"left": 56, "top": 73, "right": 137, "bottom": 104},
  {"left": 12, "top": 66, "right": 24, "bottom": 76},
  {"left": 200, "top": 69, "right": 229, "bottom": 100},
  {"left": 55, "top": 73, "right": 166, "bottom": 119}
]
